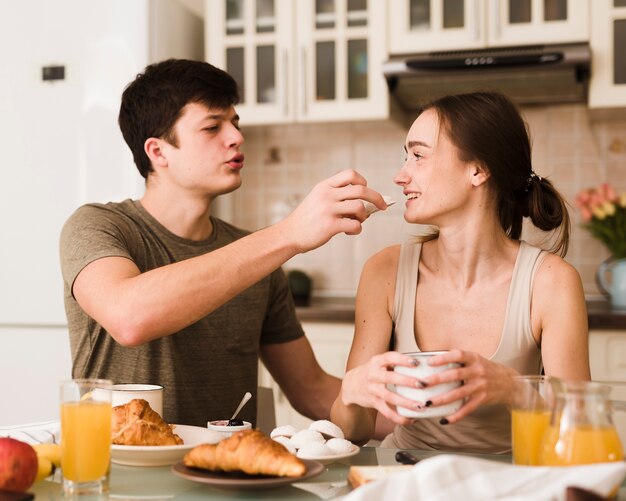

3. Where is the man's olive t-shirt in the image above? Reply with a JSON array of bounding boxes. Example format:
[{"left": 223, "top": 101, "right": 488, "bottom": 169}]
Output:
[{"left": 60, "top": 199, "right": 304, "bottom": 426}]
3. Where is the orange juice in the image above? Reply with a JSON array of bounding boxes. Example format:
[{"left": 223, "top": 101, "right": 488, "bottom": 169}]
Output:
[
  {"left": 61, "top": 400, "right": 112, "bottom": 482},
  {"left": 512, "top": 408, "right": 551, "bottom": 465},
  {"left": 539, "top": 425, "right": 624, "bottom": 465}
]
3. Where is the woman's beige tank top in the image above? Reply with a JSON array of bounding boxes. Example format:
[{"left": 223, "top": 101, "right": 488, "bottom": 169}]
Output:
[{"left": 381, "top": 240, "right": 546, "bottom": 453}]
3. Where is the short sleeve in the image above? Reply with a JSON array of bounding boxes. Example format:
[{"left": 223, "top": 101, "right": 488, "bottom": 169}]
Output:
[{"left": 59, "top": 203, "right": 135, "bottom": 294}]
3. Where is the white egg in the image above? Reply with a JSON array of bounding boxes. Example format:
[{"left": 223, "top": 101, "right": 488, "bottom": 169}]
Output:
[
  {"left": 308, "top": 419, "right": 345, "bottom": 439},
  {"left": 290, "top": 429, "right": 325, "bottom": 449},
  {"left": 296, "top": 441, "right": 333, "bottom": 459},
  {"left": 273, "top": 435, "right": 297, "bottom": 455},
  {"left": 326, "top": 437, "right": 354, "bottom": 454},
  {"left": 270, "top": 424, "right": 297, "bottom": 439}
]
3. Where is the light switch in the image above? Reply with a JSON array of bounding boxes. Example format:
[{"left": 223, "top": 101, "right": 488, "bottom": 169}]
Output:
[{"left": 42, "top": 65, "right": 65, "bottom": 81}]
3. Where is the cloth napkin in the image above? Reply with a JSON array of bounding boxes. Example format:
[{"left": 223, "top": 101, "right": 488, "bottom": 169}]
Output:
[
  {"left": 0, "top": 420, "right": 60, "bottom": 444},
  {"left": 342, "top": 454, "right": 626, "bottom": 501}
]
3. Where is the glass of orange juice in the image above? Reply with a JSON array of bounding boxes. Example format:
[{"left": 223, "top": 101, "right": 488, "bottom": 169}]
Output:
[
  {"left": 511, "top": 375, "right": 556, "bottom": 465},
  {"left": 60, "top": 379, "right": 112, "bottom": 496}
]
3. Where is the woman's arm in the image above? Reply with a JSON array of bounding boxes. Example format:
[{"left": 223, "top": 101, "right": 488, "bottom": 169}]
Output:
[
  {"left": 533, "top": 254, "right": 591, "bottom": 380},
  {"left": 331, "top": 246, "right": 420, "bottom": 443}
]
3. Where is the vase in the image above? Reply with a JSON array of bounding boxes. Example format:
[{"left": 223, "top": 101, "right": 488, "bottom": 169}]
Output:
[{"left": 596, "top": 258, "right": 626, "bottom": 311}]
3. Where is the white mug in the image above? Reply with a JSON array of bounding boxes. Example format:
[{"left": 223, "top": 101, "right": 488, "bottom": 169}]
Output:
[
  {"left": 393, "top": 351, "right": 463, "bottom": 418},
  {"left": 111, "top": 384, "right": 164, "bottom": 416}
]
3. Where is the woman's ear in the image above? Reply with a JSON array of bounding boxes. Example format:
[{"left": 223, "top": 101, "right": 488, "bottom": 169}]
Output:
[
  {"left": 470, "top": 162, "right": 490, "bottom": 187},
  {"left": 144, "top": 137, "right": 168, "bottom": 169}
]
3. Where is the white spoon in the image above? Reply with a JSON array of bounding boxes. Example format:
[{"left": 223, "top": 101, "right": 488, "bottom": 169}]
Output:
[
  {"left": 363, "top": 195, "right": 396, "bottom": 216},
  {"left": 230, "top": 391, "right": 252, "bottom": 421}
]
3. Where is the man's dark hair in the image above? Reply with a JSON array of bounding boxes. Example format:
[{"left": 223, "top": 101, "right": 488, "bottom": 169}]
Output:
[{"left": 118, "top": 59, "right": 240, "bottom": 178}]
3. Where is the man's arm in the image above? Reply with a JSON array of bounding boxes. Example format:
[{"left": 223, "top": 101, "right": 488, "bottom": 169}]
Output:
[
  {"left": 71, "top": 170, "right": 386, "bottom": 346},
  {"left": 260, "top": 337, "right": 340, "bottom": 421}
]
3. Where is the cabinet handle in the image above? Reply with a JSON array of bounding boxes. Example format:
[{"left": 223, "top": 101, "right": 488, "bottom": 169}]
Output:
[
  {"left": 474, "top": 0, "right": 481, "bottom": 41},
  {"left": 300, "top": 47, "right": 307, "bottom": 116},
  {"left": 491, "top": 0, "right": 501, "bottom": 40},
  {"left": 283, "top": 50, "right": 289, "bottom": 116}
]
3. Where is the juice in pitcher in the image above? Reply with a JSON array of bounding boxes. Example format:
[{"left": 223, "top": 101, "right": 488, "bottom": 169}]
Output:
[
  {"left": 61, "top": 400, "right": 112, "bottom": 482},
  {"left": 539, "top": 424, "right": 623, "bottom": 465},
  {"left": 512, "top": 409, "right": 551, "bottom": 465},
  {"left": 538, "top": 380, "right": 625, "bottom": 467}
]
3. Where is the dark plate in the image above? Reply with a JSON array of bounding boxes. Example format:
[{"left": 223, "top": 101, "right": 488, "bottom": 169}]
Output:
[{"left": 170, "top": 459, "right": 324, "bottom": 491}]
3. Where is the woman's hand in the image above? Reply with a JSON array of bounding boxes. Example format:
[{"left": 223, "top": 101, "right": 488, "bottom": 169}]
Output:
[
  {"left": 341, "top": 351, "right": 427, "bottom": 426},
  {"left": 421, "top": 349, "right": 519, "bottom": 424}
]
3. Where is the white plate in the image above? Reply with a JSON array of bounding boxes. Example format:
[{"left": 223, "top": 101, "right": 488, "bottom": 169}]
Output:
[
  {"left": 111, "top": 425, "right": 222, "bottom": 467},
  {"left": 297, "top": 443, "right": 360, "bottom": 465}
]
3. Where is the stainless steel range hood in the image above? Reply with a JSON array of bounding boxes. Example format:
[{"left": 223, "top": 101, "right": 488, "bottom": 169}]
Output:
[{"left": 382, "top": 43, "right": 591, "bottom": 110}]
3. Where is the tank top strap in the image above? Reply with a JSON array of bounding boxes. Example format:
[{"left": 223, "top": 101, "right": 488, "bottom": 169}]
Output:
[
  {"left": 392, "top": 241, "right": 422, "bottom": 354},
  {"left": 494, "top": 240, "right": 546, "bottom": 371}
]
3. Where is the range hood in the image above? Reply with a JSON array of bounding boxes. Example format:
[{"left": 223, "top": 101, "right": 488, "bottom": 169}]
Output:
[{"left": 382, "top": 43, "right": 591, "bottom": 110}]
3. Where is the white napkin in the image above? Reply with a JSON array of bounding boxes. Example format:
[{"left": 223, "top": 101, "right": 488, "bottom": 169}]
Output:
[
  {"left": 0, "top": 420, "right": 60, "bottom": 444},
  {"left": 343, "top": 454, "right": 626, "bottom": 501}
]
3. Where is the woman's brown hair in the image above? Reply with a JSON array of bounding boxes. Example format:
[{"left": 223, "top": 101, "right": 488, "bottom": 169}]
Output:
[{"left": 419, "top": 91, "right": 570, "bottom": 256}]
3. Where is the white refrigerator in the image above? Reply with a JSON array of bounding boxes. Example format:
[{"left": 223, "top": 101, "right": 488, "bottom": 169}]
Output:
[{"left": 0, "top": 0, "right": 203, "bottom": 425}]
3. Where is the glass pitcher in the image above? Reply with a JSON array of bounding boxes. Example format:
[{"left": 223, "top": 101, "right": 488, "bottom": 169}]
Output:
[{"left": 538, "top": 380, "right": 624, "bottom": 465}]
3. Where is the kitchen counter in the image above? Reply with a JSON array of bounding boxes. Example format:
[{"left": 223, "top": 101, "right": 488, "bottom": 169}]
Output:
[
  {"left": 587, "top": 299, "right": 626, "bottom": 330},
  {"left": 297, "top": 297, "right": 626, "bottom": 330},
  {"left": 296, "top": 297, "right": 356, "bottom": 323}
]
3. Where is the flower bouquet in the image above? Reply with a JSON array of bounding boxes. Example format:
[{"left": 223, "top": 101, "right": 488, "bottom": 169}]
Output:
[{"left": 575, "top": 183, "right": 626, "bottom": 259}]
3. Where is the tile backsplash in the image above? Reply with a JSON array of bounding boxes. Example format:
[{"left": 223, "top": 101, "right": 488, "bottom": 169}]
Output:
[{"left": 217, "top": 104, "right": 626, "bottom": 298}]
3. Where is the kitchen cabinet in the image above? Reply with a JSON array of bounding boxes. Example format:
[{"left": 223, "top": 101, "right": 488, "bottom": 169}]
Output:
[
  {"left": 388, "top": 0, "right": 589, "bottom": 54},
  {"left": 589, "top": 329, "right": 626, "bottom": 447},
  {"left": 589, "top": 329, "right": 626, "bottom": 383},
  {"left": 589, "top": 0, "right": 626, "bottom": 110},
  {"left": 258, "top": 321, "right": 354, "bottom": 429},
  {"left": 205, "top": 0, "right": 389, "bottom": 124}
]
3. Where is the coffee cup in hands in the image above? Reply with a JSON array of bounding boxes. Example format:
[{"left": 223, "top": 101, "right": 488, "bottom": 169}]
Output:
[{"left": 392, "top": 351, "right": 463, "bottom": 418}]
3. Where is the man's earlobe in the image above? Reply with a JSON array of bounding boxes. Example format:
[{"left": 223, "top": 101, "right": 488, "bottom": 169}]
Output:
[{"left": 144, "top": 137, "right": 167, "bottom": 167}]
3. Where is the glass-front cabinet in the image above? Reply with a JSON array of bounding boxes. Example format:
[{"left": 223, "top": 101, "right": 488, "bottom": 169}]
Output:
[
  {"left": 589, "top": 0, "right": 626, "bottom": 109},
  {"left": 389, "top": 0, "right": 589, "bottom": 54},
  {"left": 205, "top": 0, "right": 388, "bottom": 124}
]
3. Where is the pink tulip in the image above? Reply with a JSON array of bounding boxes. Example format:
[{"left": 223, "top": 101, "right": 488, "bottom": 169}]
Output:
[{"left": 601, "top": 183, "right": 619, "bottom": 202}]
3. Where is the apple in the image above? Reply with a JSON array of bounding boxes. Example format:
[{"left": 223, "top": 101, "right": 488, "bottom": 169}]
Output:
[{"left": 0, "top": 437, "right": 38, "bottom": 492}]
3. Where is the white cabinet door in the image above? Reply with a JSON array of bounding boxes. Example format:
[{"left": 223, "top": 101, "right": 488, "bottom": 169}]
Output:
[
  {"left": 258, "top": 321, "right": 354, "bottom": 428},
  {"left": 589, "top": 330, "right": 626, "bottom": 382},
  {"left": 388, "top": 0, "right": 589, "bottom": 53},
  {"left": 206, "top": 0, "right": 294, "bottom": 124},
  {"left": 589, "top": 0, "right": 626, "bottom": 110},
  {"left": 206, "top": 0, "right": 388, "bottom": 124},
  {"left": 389, "top": 0, "right": 486, "bottom": 53},
  {"left": 488, "top": 0, "right": 589, "bottom": 46},
  {"left": 588, "top": 329, "right": 626, "bottom": 449},
  {"left": 296, "top": 0, "right": 389, "bottom": 122}
]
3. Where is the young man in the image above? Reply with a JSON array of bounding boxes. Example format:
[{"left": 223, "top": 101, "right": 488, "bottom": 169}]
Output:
[{"left": 60, "top": 59, "right": 387, "bottom": 427}]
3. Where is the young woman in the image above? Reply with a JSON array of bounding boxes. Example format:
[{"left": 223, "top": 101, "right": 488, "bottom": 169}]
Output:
[{"left": 330, "top": 92, "right": 590, "bottom": 453}]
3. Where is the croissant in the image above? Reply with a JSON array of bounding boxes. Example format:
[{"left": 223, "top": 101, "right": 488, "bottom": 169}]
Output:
[
  {"left": 184, "top": 429, "right": 306, "bottom": 477},
  {"left": 111, "top": 398, "right": 183, "bottom": 446}
]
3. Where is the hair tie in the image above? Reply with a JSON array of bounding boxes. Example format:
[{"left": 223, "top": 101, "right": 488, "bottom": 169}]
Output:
[{"left": 525, "top": 171, "right": 542, "bottom": 192}]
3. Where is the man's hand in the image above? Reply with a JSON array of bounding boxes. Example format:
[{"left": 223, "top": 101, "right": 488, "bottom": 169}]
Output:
[{"left": 281, "top": 169, "right": 387, "bottom": 253}]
